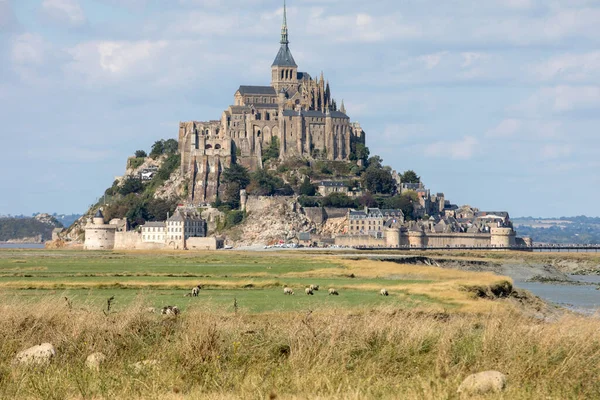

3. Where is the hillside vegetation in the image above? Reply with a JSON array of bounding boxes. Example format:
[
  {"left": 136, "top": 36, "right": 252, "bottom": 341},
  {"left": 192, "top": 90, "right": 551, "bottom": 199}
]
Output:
[{"left": 0, "top": 215, "right": 62, "bottom": 242}]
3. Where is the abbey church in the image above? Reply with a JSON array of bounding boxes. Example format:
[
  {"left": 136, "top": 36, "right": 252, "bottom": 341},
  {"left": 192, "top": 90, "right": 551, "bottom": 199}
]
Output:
[{"left": 178, "top": 2, "right": 366, "bottom": 204}]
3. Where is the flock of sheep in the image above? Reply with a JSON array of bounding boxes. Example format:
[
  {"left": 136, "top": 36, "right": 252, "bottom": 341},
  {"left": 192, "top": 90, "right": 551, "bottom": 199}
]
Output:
[
  {"left": 158, "top": 284, "right": 390, "bottom": 314},
  {"left": 283, "top": 285, "right": 389, "bottom": 297}
]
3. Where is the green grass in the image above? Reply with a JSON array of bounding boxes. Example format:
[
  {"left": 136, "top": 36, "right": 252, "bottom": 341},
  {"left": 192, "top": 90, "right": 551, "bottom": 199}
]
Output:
[{"left": 0, "top": 250, "right": 443, "bottom": 313}]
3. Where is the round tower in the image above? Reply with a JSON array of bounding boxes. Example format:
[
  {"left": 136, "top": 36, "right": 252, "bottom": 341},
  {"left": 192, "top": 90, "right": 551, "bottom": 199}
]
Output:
[
  {"left": 93, "top": 209, "right": 104, "bottom": 225},
  {"left": 385, "top": 228, "right": 400, "bottom": 248},
  {"left": 490, "top": 227, "right": 516, "bottom": 248}
]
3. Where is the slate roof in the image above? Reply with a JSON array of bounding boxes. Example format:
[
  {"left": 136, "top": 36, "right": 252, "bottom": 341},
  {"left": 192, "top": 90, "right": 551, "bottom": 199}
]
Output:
[
  {"left": 272, "top": 44, "right": 297, "bottom": 67},
  {"left": 94, "top": 210, "right": 104, "bottom": 219},
  {"left": 143, "top": 222, "right": 165, "bottom": 228},
  {"left": 237, "top": 86, "right": 277, "bottom": 96},
  {"left": 319, "top": 181, "right": 345, "bottom": 187}
]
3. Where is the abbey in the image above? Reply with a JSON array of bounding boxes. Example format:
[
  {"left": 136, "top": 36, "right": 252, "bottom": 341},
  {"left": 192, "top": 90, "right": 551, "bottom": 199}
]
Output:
[{"left": 178, "top": 2, "right": 365, "bottom": 204}]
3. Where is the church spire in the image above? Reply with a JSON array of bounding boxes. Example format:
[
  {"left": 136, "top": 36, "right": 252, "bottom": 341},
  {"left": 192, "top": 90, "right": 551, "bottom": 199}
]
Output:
[{"left": 281, "top": 0, "right": 289, "bottom": 45}]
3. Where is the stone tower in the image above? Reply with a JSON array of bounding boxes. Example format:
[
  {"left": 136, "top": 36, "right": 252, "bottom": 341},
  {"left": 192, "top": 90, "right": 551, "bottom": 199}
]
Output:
[{"left": 271, "top": 0, "right": 298, "bottom": 92}]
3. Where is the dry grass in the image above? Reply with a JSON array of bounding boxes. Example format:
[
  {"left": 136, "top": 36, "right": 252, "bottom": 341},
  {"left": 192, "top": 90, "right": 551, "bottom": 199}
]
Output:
[{"left": 1, "top": 298, "right": 600, "bottom": 399}]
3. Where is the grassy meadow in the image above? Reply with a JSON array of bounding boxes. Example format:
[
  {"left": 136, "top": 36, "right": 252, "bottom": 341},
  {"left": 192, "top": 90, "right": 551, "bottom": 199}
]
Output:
[{"left": 2, "top": 249, "right": 600, "bottom": 399}]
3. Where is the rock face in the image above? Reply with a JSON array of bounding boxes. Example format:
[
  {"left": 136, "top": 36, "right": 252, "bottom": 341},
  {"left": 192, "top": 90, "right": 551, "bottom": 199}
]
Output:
[
  {"left": 85, "top": 352, "right": 107, "bottom": 371},
  {"left": 457, "top": 370, "right": 507, "bottom": 395},
  {"left": 14, "top": 343, "right": 56, "bottom": 366}
]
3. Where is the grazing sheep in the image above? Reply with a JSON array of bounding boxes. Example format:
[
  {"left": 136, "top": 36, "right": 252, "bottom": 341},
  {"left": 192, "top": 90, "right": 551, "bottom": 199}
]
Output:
[
  {"left": 161, "top": 305, "right": 180, "bottom": 315},
  {"left": 309, "top": 284, "right": 320, "bottom": 291},
  {"left": 328, "top": 288, "right": 339, "bottom": 296},
  {"left": 283, "top": 287, "right": 294, "bottom": 295},
  {"left": 305, "top": 287, "right": 314, "bottom": 295},
  {"left": 191, "top": 285, "right": 201, "bottom": 297},
  {"left": 380, "top": 288, "right": 389, "bottom": 296}
]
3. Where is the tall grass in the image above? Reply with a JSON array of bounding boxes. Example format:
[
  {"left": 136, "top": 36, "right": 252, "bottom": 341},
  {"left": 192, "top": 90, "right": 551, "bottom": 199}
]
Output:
[{"left": 1, "top": 298, "right": 600, "bottom": 399}]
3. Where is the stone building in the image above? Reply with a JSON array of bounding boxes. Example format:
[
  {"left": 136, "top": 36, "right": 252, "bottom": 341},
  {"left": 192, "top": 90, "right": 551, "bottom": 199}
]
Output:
[
  {"left": 84, "top": 210, "right": 117, "bottom": 250},
  {"left": 141, "top": 222, "right": 166, "bottom": 244},
  {"left": 166, "top": 209, "right": 207, "bottom": 250},
  {"left": 348, "top": 207, "right": 405, "bottom": 238},
  {"left": 317, "top": 181, "right": 348, "bottom": 197},
  {"left": 178, "top": 1, "right": 366, "bottom": 204}
]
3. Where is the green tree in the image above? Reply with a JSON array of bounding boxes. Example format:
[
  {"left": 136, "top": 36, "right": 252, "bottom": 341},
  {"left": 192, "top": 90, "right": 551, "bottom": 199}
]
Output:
[
  {"left": 135, "top": 150, "right": 147, "bottom": 158},
  {"left": 384, "top": 191, "right": 420, "bottom": 221},
  {"left": 401, "top": 170, "right": 421, "bottom": 184},
  {"left": 150, "top": 140, "right": 165, "bottom": 159},
  {"left": 163, "top": 139, "right": 179, "bottom": 155},
  {"left": 351, "top": 143, "right": 370, "bottom": 165},
  {"left": 298, "top": 177, "right": 316, "bottom": 196},
  {"left": 361, "top": 164, "right": 395, "bottom": 194},
  {"left": 222, "top": 164, "right": 251, "bottom": 189},
  {"left": 262, "top": 137, "right": 280, "bottom": 163},
  {"left": 321, "top": 193, "right": 357, "bottom": 208},
  {"left": 119, "top": 177, "right": 144, "bottom": 196}
]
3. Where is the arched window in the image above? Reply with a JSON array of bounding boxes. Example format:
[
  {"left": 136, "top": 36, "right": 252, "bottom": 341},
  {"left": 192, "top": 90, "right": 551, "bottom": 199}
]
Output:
[
  {"left": 205, "top": 144, "right": 213, "bottom": 149},
  {"left": 215, "top": 144, "right": 221, "bottom": 149},
  {"left": 281, "top": 70, "right": 284, "bottom": 79},
  {"left": 257, "top": 130, "right": 261, "bottom": 137}
]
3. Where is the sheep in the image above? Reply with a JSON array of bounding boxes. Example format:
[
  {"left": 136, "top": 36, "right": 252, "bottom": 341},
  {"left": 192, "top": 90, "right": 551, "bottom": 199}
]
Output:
[
  {"left": 328, "top": 288, "right": 339, "bottom": 296},
  {"left": 161, "top": 306, "right": 180, "bottom": 315},
  {"left": 309, "top": 284, "right": 320, "bottom": 291},
  {"left": 305, "top": 287, "right": 314, "bottom": 295},
  {"left": 283, "top": 287, "right": 294, "bottom": 295},
  {"left": 191, "top": 285, "right": 201, "bottom": 297},
  {"left": 380, "top": 288, "right": 389, "bottom": 296}
]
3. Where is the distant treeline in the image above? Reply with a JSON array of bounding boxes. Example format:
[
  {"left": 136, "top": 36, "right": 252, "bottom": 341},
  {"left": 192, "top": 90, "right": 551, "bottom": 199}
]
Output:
[
  {"left": 0, "top": 218, "right": 61, "bottom": 242},
  {"left": 516, "top": 216, "right": 600, "bottom": 244}
]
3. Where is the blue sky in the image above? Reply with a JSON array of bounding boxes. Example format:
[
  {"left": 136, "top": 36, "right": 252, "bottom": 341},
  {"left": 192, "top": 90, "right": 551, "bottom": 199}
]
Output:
[{"left": 1, "top": 0, "right": 599, "bottom": 217}]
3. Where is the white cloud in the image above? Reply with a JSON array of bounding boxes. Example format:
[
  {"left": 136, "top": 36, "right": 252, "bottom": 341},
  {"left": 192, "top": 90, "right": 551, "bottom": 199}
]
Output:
[
  {"left": 486, "top": 119, "right": 522, "bottom": 138},
  {"left": 65, "top": 40, "right": 169, "bottom": 82},
  {"left": 11, "top": 33, "right": 46, "bottom": 65},
  {"left": 419, "top": 52, "right": 446, "bottom": 70},
  {"left": 42, "top": 0, "right": 85, "bottom": 26},
  {"left": 518, "top": 85, "right": 600, "bottom": 114},
  {"left": 540, "top": 143, "right": 573, "bottom": 160},
  {"left": 424, "top": 136, "right": 479, "bottom": 160},
  {"left": 532, "top": 52, "right": 600, "bottom": 82}
]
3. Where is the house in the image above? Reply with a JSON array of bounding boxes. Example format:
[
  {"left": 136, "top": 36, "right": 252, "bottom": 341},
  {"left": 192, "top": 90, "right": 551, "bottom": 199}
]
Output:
[
  {"left": 141, "top": 222, "right": 166, "bottom": 244},
  {"left": 317, "top": 181, "right": 348, "bottom": 197},
  {"left": 347, "top": 207, "right": 404, "bottom": 238}
]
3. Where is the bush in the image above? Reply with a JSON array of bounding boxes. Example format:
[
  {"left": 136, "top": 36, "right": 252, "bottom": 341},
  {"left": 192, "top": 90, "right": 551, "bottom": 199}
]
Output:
[
  {"left": 321, "top": 193, "right": 357, "bottom": 208},
  {"left": 129, "top": 158, "right": 145, "bottom": 170},
  {"left": 298, "top": 195, "right": 320, "bottom": 208},
  {"left": 119, "top": 177, "right": 144, "bottom": 196},
  {"left": 135, "top": 150, "right": 147, "bottom": 158},
  {"left": 225, "top": 211, "right": 245, "bottom": 227},
  {"left": 262, "top": 137, "right": 280, "bottom": 163},
  {"left": 298, "top": 177, "right": 316, "bottom": 196}
]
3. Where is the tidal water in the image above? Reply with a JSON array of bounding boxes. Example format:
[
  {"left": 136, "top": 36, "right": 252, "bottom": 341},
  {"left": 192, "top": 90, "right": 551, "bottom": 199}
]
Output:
[{"left": 515, "top": 275, "right": 600, "bottom": 314}]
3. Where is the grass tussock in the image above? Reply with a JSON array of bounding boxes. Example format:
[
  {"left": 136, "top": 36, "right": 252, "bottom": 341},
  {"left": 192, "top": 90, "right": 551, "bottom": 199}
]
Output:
[{"left": 1, "top": 299, "right": 600, "bottom": 399}]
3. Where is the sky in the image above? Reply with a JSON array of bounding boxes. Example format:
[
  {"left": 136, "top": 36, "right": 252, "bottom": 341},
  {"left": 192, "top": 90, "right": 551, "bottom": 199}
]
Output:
[{"left": 0, "top": 0, "right": 599, "bottom": 217}]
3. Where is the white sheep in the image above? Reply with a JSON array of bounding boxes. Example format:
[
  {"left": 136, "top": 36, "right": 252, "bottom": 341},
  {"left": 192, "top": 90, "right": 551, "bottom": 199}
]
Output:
[
  {"left": 192, "top": 285, "right": 201, "bottom": 297},
  {"left": 161, "top": 305, "right": 180, "bottom": 315},
  {"left": 328, "top": 288, "right": 339, "bottom": 296},
  {"left": 309, "top": 284, "right": 319, "bottom": 291},
  {"left": 380, "top": 288, "right": 389, "bottom": 296},
  {"left": 305, "top": 287, "right": 314, "bottom": 295},
  {"left": 283, "top": 287, "right": 294, "bottom": 295}
]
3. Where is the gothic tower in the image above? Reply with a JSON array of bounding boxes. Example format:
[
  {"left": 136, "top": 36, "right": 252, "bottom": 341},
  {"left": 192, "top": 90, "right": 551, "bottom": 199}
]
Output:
[{"left": 271, "top": 0, "right": 298, "bottom": 92}]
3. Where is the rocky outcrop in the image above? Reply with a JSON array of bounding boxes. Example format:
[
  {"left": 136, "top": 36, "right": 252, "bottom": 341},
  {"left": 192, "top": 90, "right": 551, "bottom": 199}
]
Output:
[
  {"left": 457, "top": 370, "right": 507, "bottom": 395},
  {"left": 14, "top": 343, "right": 56, "bottom": 366}
]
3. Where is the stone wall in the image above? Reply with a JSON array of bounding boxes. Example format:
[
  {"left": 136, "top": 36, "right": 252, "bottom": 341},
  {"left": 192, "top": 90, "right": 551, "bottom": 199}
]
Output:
[
  {"left": 303, "top": 207, "right": 325, "bottom": 225},
  {"left": 335, "top": 235, "right": 386, "bottom": 247},
  {"left": 324, "top": 207, "right": 348, "bottom": 219},
  {"left": 424, "top": 233, "right": 491, "bottom": 248},
  {"left": 187, "top": 237, "right": 224, "bottom": 251}
]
